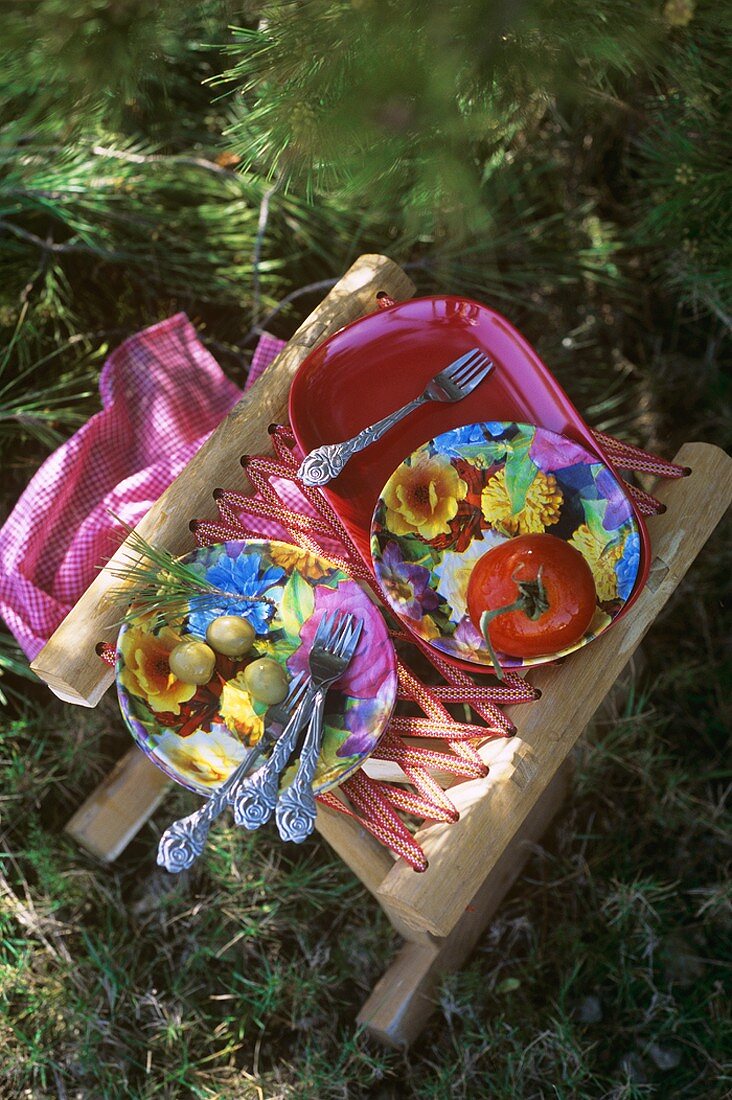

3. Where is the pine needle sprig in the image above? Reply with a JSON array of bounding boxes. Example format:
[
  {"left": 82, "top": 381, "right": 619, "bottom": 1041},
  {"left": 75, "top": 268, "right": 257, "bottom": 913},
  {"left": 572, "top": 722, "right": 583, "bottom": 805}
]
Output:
[{"left": 107, "top": 526, "right": 275, "bottom": 630}]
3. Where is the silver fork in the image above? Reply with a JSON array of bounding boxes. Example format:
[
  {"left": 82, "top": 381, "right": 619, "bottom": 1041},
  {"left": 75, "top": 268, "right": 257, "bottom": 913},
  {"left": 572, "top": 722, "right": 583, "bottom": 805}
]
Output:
[
  {"left": 297, "top": 347, "right": 494, "bottom": 486},
  {"left": 232, "top": 611, "right": 358, "bottom": 832},
  {"left": 276, "top": 616, "right": 363, "bottom": 843},
  {"left": 156, "top": 671, "right": 309, "bottom": 873}
]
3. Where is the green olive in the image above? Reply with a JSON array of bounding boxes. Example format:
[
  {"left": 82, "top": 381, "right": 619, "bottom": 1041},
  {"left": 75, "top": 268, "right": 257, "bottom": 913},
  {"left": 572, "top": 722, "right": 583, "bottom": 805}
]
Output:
[
  {"left": 243, "top": 657, "right": 289, "bottom": 705},
  {"left": 169, "top": 640, "right": 216, "bottom": 685},
  {"left": 205, "top": 615, "right": 256, "bottom": 658}
]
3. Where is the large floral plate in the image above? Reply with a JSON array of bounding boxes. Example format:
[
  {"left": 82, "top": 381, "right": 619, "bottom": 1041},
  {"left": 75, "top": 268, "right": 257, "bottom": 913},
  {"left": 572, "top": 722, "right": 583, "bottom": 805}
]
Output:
[
  {"left": 116, "top": 539, "right": 398, "bottom": 796},
  {"left": 370, "top": 422, "right": 642, "bottom": 670}
]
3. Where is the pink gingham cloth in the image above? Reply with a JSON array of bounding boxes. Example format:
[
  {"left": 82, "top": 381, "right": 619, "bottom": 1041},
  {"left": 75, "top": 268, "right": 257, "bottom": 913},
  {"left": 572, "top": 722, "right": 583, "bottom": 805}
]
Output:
[{"left": 0, "top": 314, "right": 287, "bottom": 660}]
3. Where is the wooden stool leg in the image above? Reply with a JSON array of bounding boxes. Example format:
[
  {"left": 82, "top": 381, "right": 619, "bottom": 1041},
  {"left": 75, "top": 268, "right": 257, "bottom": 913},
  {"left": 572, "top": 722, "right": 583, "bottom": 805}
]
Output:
[
  {"left": 64, "top": 747, "right": 171, "bottom": 862},
  {"left": 357, "top": 761, "right": 572, "bottom": 1047}
]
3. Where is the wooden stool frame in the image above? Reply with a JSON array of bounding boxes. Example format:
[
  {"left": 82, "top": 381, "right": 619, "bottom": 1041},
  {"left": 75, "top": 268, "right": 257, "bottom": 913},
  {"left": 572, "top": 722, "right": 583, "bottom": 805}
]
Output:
[{"left": 30, "top": 255, "right": 732, "bottom": 1047}]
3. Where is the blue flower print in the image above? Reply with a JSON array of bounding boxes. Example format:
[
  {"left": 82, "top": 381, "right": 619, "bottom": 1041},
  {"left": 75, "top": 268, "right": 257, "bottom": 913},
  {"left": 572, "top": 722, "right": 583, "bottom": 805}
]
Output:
[
  {"left": 440, "top": 421, "right": 507, "bottom": 458},
  {"left": 187, "top": 551, "right": 285, "bottom": 637},
  {"left": 615, "top": 530, "right": 641, "bottom": 601},
  {"left": 595, "top": 467, "right": 633, "bottom": 530}
]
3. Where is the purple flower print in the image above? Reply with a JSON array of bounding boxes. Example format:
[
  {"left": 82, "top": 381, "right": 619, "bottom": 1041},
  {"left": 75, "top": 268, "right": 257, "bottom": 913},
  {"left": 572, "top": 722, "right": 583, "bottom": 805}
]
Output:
[
  {"left": 286, "top": 580, "right": 387, "bottom": 699},
  {"left": 595, "top": 467, "right": 633, "bottom": 530},
  {"left": 337, "top": 696, "right": 383, "bottom": 758},
  {"left": 377, "top": 541, "right": 440, "bottom": 621},
  {"left": 529, "top": 430, "right": 592, "bottom": 473},
  {"left": 452, "top": 615, "right": 486, "bottom": 654}
]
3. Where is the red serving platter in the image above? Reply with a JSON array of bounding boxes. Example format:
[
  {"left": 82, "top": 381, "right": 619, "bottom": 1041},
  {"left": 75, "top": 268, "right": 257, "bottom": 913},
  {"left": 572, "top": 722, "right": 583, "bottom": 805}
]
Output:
[{"left": 288, "top": 295, "right": 651, "bottom": 639}]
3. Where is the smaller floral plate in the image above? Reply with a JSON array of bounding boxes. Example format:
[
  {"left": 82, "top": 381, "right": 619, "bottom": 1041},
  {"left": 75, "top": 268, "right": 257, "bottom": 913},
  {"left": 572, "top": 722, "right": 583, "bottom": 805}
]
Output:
[
  {"left": 370, "top": 422, "right": 642, "bottom": 670},
  {"left": 116, "top": 539, "right": 398, "bottom": 796}
]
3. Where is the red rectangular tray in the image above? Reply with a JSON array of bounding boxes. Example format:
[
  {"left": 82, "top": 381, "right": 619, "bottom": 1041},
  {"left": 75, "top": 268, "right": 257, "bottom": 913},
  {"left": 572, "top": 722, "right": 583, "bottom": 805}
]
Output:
[{"left": 288, "top": 295, "right": 651, "bottom": 613}]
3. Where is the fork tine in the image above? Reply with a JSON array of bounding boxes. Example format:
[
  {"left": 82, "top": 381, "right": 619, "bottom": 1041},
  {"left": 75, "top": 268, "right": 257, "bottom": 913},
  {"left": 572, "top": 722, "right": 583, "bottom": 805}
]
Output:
[
  {"left": 453, "top": 358, "right": 492, "bottom": 391},
  {"left": 453, "top": 363, "right": 484, "bottom": 389},
  {"left": 449, "top": 351, "right": 489, "bottom": 387},
  {"left": 286, "top": 672, "right": 309, "bottom": 708},
  {"left": 442, "top": 347, "right": 482, "bottom": 377},
  {"left": 445, "top": 348, "right": 483, "bottom": 380},
  {"left": 329, "top": 612, "right": 356, "bottom": 654},
  {"left": 339, "top": 616, "right": 361, "bottom": 655},
  {"left": 285, "top": 670, "right": 305, "bottom": 697},
  {"left": 469, "top": 360, "right": 493, "bottom": 387},
  {"left": 313, "top": 610, "right": 336, "bottom": 647},
  {"left": 332, "top": 615, "right": 358, "bottom": 657},
  {"left": 459, "top": 358, "right": 493, "bottom": 391}
]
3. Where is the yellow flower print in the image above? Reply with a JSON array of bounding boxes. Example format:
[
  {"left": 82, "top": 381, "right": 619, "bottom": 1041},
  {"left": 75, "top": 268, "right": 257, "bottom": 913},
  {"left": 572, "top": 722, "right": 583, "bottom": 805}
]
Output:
[
  {"left": 586, "top": 606, "right": 612, "bottom": 636},
  {"left": 119, "top": 624, "right": 196, "bottom": 715},
  {"left": 569, "top": 524, "right": 623, "bottom": 602},
  {"left": 219, "top": 675, "right": 265, "bottom": 745},
  {"left": 416, "top": 615, "right": 442, "bottom": 642},
  {"left": 383, "top": 452, "right": 467, "bottom": 541},
  {"left": 160, "top": 729, "right": 245, "bottom": 788},
  {"left": 481, "top": 468, "right": 563, "bottom": 535},
  {"left": 268, "top": 543, "right": 332, "bottom": 580}
]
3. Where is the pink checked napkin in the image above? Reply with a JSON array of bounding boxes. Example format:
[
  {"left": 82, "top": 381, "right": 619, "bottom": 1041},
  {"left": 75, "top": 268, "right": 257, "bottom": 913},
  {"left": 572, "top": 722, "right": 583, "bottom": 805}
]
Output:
[{"left": 0, "top": 314, "right": 286, "bottom": 660}]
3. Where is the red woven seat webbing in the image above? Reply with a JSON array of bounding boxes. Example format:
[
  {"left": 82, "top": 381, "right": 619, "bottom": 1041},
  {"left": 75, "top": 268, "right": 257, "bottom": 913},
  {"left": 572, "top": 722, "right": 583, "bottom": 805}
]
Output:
[
  {"left": 192, "top": 426, "right": 685, "bottom": 870},
  {"left": 101, "top": 425, "right": 685, "bottom": 871}
]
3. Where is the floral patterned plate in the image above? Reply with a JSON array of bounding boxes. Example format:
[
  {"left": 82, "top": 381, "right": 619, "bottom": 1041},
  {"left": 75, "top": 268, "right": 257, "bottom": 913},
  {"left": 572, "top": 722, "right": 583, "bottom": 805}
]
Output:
[
  {"left": 116, "top": 539, "right": 398, "bottom": 796},
  {"left": 370, "top": 422, "right": 642, "bottom": 670}
]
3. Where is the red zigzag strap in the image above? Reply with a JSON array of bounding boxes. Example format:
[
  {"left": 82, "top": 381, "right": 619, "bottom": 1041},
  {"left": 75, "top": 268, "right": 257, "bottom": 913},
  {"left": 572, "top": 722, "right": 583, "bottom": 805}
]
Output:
[{"left": 102, "top": 425, "right": 687, "bottom": 872}]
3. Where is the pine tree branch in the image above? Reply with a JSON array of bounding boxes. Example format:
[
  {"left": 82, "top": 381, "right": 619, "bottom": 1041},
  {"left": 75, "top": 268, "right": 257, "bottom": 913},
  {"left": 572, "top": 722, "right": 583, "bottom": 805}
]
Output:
[
  {"left": 90, "top": 145, "right": 235, "bottom": 179},
  {"left": 0, "top": 219, "right": 113, "bottom": 258},
  {"left": 251, "top": 178, "right": 280, "bottom": 328}
]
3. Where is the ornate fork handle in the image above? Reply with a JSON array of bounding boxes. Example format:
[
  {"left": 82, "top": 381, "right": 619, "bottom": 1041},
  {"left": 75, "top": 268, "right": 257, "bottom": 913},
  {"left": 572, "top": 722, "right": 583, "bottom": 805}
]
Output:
[
  {"left": 157, "top": 687, "right": 310, "bottom": 872},
  {"left": 232, "top": 693, "right": 313, "bottom": 829},
  {"left": 275, "top": 689, "right": 327, "bottom": 843},
  {"left": 297, "top": 396, "right": 427, "bottom": 486},
  {"left": 157, "top": 752, "right": 255, "bottom": 873}
]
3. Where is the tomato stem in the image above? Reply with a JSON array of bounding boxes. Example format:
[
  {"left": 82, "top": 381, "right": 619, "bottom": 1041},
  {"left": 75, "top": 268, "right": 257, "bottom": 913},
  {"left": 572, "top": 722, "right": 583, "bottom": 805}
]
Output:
[{"left": 477, "top": 566, "right": 549, "bottom": 680}]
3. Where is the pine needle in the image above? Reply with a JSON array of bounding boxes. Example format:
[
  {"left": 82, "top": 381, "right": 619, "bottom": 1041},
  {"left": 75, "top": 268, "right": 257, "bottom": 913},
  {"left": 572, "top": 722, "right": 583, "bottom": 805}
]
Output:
[{"left": 106, "top": 525, "right": 275, "bottom": 630}]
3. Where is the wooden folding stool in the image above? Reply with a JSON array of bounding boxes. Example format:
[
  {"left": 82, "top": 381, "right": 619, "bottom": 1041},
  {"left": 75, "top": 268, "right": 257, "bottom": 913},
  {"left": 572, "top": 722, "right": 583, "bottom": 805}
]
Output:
[{"left": 30, "top": 254, "right": 732, "bottom": 1047}]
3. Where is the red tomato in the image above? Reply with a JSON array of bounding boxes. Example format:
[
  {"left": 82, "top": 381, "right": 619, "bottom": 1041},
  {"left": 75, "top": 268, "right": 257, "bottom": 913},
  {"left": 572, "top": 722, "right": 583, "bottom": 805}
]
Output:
[{"left": 466, "top": 534, "right": 596, "bottom": 659}]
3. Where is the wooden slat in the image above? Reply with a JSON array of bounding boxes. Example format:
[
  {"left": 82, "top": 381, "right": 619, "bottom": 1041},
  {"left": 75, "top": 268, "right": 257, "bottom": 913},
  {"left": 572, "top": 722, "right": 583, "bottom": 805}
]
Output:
[
  {"left": 64, "top": 747, "right": 171, "bottom": 863},
  {"left": 31, "top": 255, "right": 416, "bottom": 707},
  {"left": 375, "top": 442, "right": 732, "bottom": 937}
]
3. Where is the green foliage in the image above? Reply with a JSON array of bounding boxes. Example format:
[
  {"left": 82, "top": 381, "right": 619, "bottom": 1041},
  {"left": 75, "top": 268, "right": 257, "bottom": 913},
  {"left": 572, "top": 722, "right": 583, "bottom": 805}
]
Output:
[
  {"left": 216, "top": 0, "right": 730, "bottom": 324},
  {"left": 0, "top": 630, "right": 38, "bottom": 705},
  {"left": 631, "top": 4, "right": 732, "bottom": 322},
  {"left": 218, "top": 0, "right": 662, "bottom": 214},
  {"left": 0, "top": 0, "right": 242, "bottom": 133},
  {"left": 0, "top": 134, "right": 277, "bottom": 326},
  {"left": 0, "top": 304, "right": 99, "bottom": 456}
]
